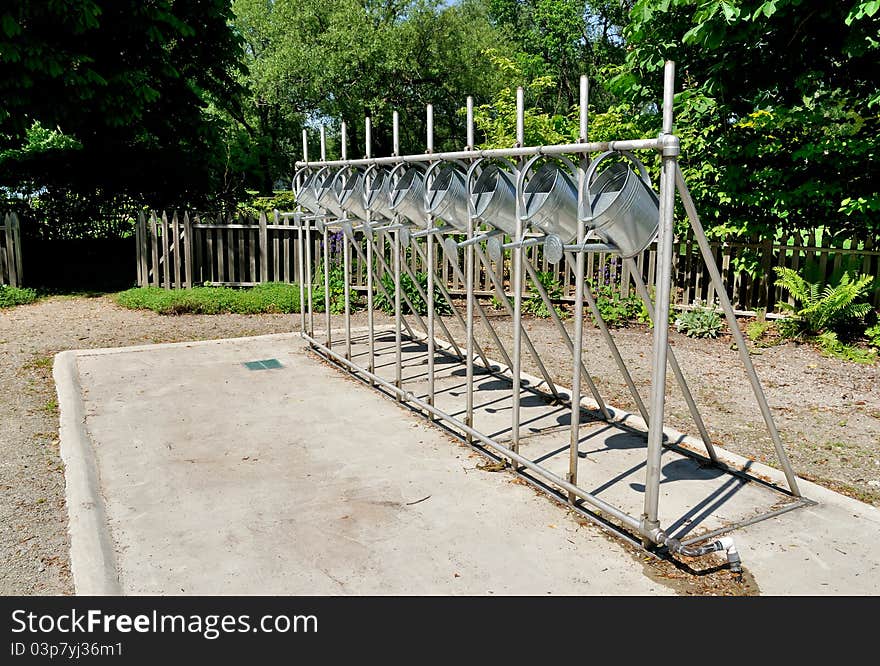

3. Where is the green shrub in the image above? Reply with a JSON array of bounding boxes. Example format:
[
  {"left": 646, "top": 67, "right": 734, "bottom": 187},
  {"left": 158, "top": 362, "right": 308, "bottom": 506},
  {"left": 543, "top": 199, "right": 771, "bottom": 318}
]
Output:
[
  {"left": 774, "top": 267, "right": 874, "bottom": 339},
  {"left": 114, "top": 283, "right": 300, "bottom": 315},
  {"left": 373, "top": 272, "right": 452, "bottom": 316},
  {"left": 867, "top": 323, "right": 880, "bottom": 349},
  {"left": 490, "top": 293, "right": 513, "bottom": 311},
  {"left": 236, "top": 190, "right": 299, "bottom": 217},
  {"left": 674, "top": 301, "right": 724, "bottom": 338},
  {"left": 524, "top": 271, "right": 567, "bottom": 319},
  {"left": 590, "top": 284, "right": 642, "bottom": 328},
  {"left": 0, "top": 285, "right": 38, "bottom": 308},
  {"left": 746, "top": 319, "right": 774, "bottom": 343},
  {"left": 311, "top": 262, "right": 354, "bottom": 314},
  {"left": 816, "top": 331, "right": 877, "bottom": 364}
]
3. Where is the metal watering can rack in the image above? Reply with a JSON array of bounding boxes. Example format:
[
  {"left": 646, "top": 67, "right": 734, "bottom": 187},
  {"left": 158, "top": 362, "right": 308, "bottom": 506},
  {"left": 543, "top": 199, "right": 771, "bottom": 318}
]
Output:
[{"left": 291, "top": 62, "right": 814, "bottom": 567}]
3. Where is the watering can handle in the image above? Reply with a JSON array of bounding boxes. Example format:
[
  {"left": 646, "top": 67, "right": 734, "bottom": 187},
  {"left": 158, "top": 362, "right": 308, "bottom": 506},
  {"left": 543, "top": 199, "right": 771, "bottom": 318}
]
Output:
[
  {"left": 330, "top": 164, "right": 360, "bottom": 195},
  {"left": 291, "top": 165, "right": 313, "bottom": 192},
  {"left": 579, "top": 150, "right": 653, "bottom": 219}
]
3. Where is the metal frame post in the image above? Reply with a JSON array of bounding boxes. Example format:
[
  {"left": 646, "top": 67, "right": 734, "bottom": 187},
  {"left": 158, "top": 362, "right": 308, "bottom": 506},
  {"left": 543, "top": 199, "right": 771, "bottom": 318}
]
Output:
[
  {"left": 465, "top": 96, "right": 476, "bottom": 441},
  {"left": 569, "top": 75, "right": 589, "bottom": 500},
  {"left": 341, "top": 122, "right": 352, "bottom": 361},
  {"left": 641, "top": 61, "right": 677, "bottom": 542},
  {"left": 426, "top": 104, "right": 436, "bottom": 417},
  {"left": 393, "top": 111, "right": 403, "bottom": 399},
  {"left": 511, "top": 87, "right": 525, "bottom": 463},
  {"left": 320, "top": 126, "right": 332, "bottom": 347},
  {"left": 365, "top": 116, "right": 375, "bottom": 382}
]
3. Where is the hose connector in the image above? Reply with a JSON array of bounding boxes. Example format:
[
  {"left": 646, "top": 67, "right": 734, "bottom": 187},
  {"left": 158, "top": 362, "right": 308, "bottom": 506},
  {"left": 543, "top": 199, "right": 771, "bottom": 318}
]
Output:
[{"left": 665, "top": 535, "right": 743, "bottom": 575}]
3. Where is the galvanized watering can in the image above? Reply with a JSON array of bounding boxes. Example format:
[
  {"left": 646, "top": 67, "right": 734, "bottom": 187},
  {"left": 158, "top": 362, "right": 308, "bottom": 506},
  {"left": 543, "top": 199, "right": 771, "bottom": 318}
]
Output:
[
  {"left": 333, "top": 167, "right": 370, "bottom": 222},
  {"left": 523, "top": 162, "right": 580, "bottom": 243},
  {"left": 292, "top": 168, "right": 324, "bottom": 214},
  {"left": 581, "top": 151, "right": 659, "bottom": 258},
  {"left": 364, "top": 167, "right": 396, "bottom": 221},
  {"left": 471, "top": 164, "right": 518, "bottom": 235},
  {"left": 389, "top": 166, "right": 428, "bottom": 227},
  {"left": 315, "top": 169, "right": 346, "bottom": 218},
  {"left": 425, "top": 164, "right": 470, "bottom": 231}
]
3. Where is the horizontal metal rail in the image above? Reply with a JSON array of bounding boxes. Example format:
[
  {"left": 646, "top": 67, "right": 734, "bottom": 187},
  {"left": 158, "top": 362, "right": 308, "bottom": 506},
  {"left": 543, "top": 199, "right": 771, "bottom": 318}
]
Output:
[{"left": 295, "top": 138, "right": 661, "bottom": 169}]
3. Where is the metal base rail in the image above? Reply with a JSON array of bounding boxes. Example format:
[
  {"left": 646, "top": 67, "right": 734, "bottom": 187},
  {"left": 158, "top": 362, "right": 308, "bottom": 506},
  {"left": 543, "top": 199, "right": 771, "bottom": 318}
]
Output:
[{"left": 302, "top": 329, "right": 811, "bottom": 554}]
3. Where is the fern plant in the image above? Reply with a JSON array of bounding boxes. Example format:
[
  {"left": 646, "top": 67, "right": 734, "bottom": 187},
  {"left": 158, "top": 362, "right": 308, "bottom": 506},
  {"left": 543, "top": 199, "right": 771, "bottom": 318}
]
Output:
[{"left": 773, "top": 267, "right": 874, "bottom": 338}]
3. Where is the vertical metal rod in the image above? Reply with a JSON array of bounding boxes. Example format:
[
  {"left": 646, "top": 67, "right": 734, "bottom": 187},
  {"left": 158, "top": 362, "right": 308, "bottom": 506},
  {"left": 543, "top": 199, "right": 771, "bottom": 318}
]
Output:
[
  {"left": 297, "top": 213, "right": 305, "bottom": 334},
  {"left": 341, "top": 122, "right": 351, "bottom": 360},
  {"left": 305, "top": 219, "right": 314, "bottom": 337},
  {"left": 562, "top": 251, "right": 649, "bottom": 423},
  {"left": 393, "top": 111, "right": 402, "bottom": 400},
  {"left": 465, "top": 95, "right": 475, "bottom": 442},
  {"left": 569, "top": 75, "right": 588, "bottom": 499},
  {"left": 319, "top": 125, "right": 330, "bottom": 347},
  {"left": 426, "top": 104, "right": 435, "bottom": 417},
  {"left": 623, "top": 256, "right": 717, "bottom": 461},
  {"left": 365, "top": 116, "right": 375, "bottom": 382},
  {"left": 394, "top": 229, "right": 402, "bottom": 399},
  {"left": 298, "top": 132, "right": 307, "bottom": 335},
  {"left": 511, "top": 86, "right": 525, "bottom": 461},
  {"left": 466, "top": 97, "right": 474, "bottom": 151},
  {"left": 323, "top": 224, "right": 331, "bottom": 347},
  {"left": 343, "top": 233, "right": 351, "bottom": 361},
  {"left": 642, "top": 61, "right": 676, "bottom": 539},
  {"left": 674, "top": 165, "right": 801, "bottom": 495}
]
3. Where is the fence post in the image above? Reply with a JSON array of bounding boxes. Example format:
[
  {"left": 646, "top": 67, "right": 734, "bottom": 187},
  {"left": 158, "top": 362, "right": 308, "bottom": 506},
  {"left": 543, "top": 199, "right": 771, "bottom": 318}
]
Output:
[
  {"left": 259, "top": 211, "right": 269, "bottom": 283},
  {"left": 136, "top": 211, "right": 144, "bottom": 287},
  {"left": 11, "top": 212, "right": 22, "bottom": 287},
  {"left": 135, "top": 212, "right": 141, "bottom": 286},
  {"left": 172, "top": 211, "right": 181, "bottom": 289},
  {"left": 149, "top": 211, "right": 160, "bottom": 288},
  {"left": 161, "top": 211, "right": 171, "bottom": 290},
  {"left": 183, "top": 212, "right": 194, "bottom": 289}
]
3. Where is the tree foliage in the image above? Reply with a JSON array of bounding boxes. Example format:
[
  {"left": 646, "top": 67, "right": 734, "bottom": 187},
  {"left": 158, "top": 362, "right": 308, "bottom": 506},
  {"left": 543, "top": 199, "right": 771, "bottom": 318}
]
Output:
[
  {"left": 1, "top": 1, "right": 246, "bottom": 237},
  {"left": 615, "top": 0, "right": 880, "bottom": 239}
]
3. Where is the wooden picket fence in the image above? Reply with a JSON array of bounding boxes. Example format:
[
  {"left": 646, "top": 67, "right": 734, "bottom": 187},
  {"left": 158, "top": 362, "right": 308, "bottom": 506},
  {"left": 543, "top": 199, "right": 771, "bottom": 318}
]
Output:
[
  {"left": 136, "top": 210, "right": 880, "bottom": 312},
  {"left": 135, "top": 210, "right": 311, "bottom": 289},
  {"left": 0, "top": 212, "right": 23, "bottom": 287}
]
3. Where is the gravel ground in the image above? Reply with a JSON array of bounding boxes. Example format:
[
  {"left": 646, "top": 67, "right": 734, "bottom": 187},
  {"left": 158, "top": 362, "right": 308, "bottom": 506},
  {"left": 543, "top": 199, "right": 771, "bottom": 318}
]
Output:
[{"left": 1, "top": 295, "right": 878, "bottom": 595}]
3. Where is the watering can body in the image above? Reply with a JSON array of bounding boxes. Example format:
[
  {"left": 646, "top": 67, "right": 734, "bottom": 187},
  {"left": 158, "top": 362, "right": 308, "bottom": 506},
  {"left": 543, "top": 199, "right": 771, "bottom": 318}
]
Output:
[
  {"left": 523, "top": 163, "right": 580, "bottom": 243},
  {"left": 426, "top": 164, "right": 470, "bottom": 231},
  {"left": 336, "top": 168, "right": 370, "bottom": 222},
  {"left": 583, "top": 152, "right": 659, "bottom": 258},
  {"left": 315, "top": 170, "right": 346, "bottom": 218},
  {"left": 390, "top": 167, "right": 428, "bottom": 227},
  {"left": 365, "top": 169, "right": 396, "bottom": 221},
  {"left": 471, "top": 165, "right": 518, "bottom": 235},
  {"left": 292, "top": 170, "right": 322, "bottom": 214}
]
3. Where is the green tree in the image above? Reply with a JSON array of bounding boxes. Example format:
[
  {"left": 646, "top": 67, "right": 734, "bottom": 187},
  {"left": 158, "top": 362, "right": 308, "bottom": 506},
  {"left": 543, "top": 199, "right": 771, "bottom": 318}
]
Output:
[
  {"left": 615, "top": 0, "right": 880, "bottom": 240},
  {"left": 231, "top": 0, "right": 511, "bottom": 192},
  {"left": 1, "top": 1, "right": 246, "bottom": 237}
]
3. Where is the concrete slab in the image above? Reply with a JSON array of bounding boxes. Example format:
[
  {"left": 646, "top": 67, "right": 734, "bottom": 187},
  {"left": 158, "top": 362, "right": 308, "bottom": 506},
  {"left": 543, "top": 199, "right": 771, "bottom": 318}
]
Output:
[
  {"left": 56, "top": 334, "right": 669, "bottom": 595},
  {"left": 55, "top": 330, "right": 880, "bottom": 595},
  {"left": 317, "top": 328, "right": 880, "bottom": 595}
]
